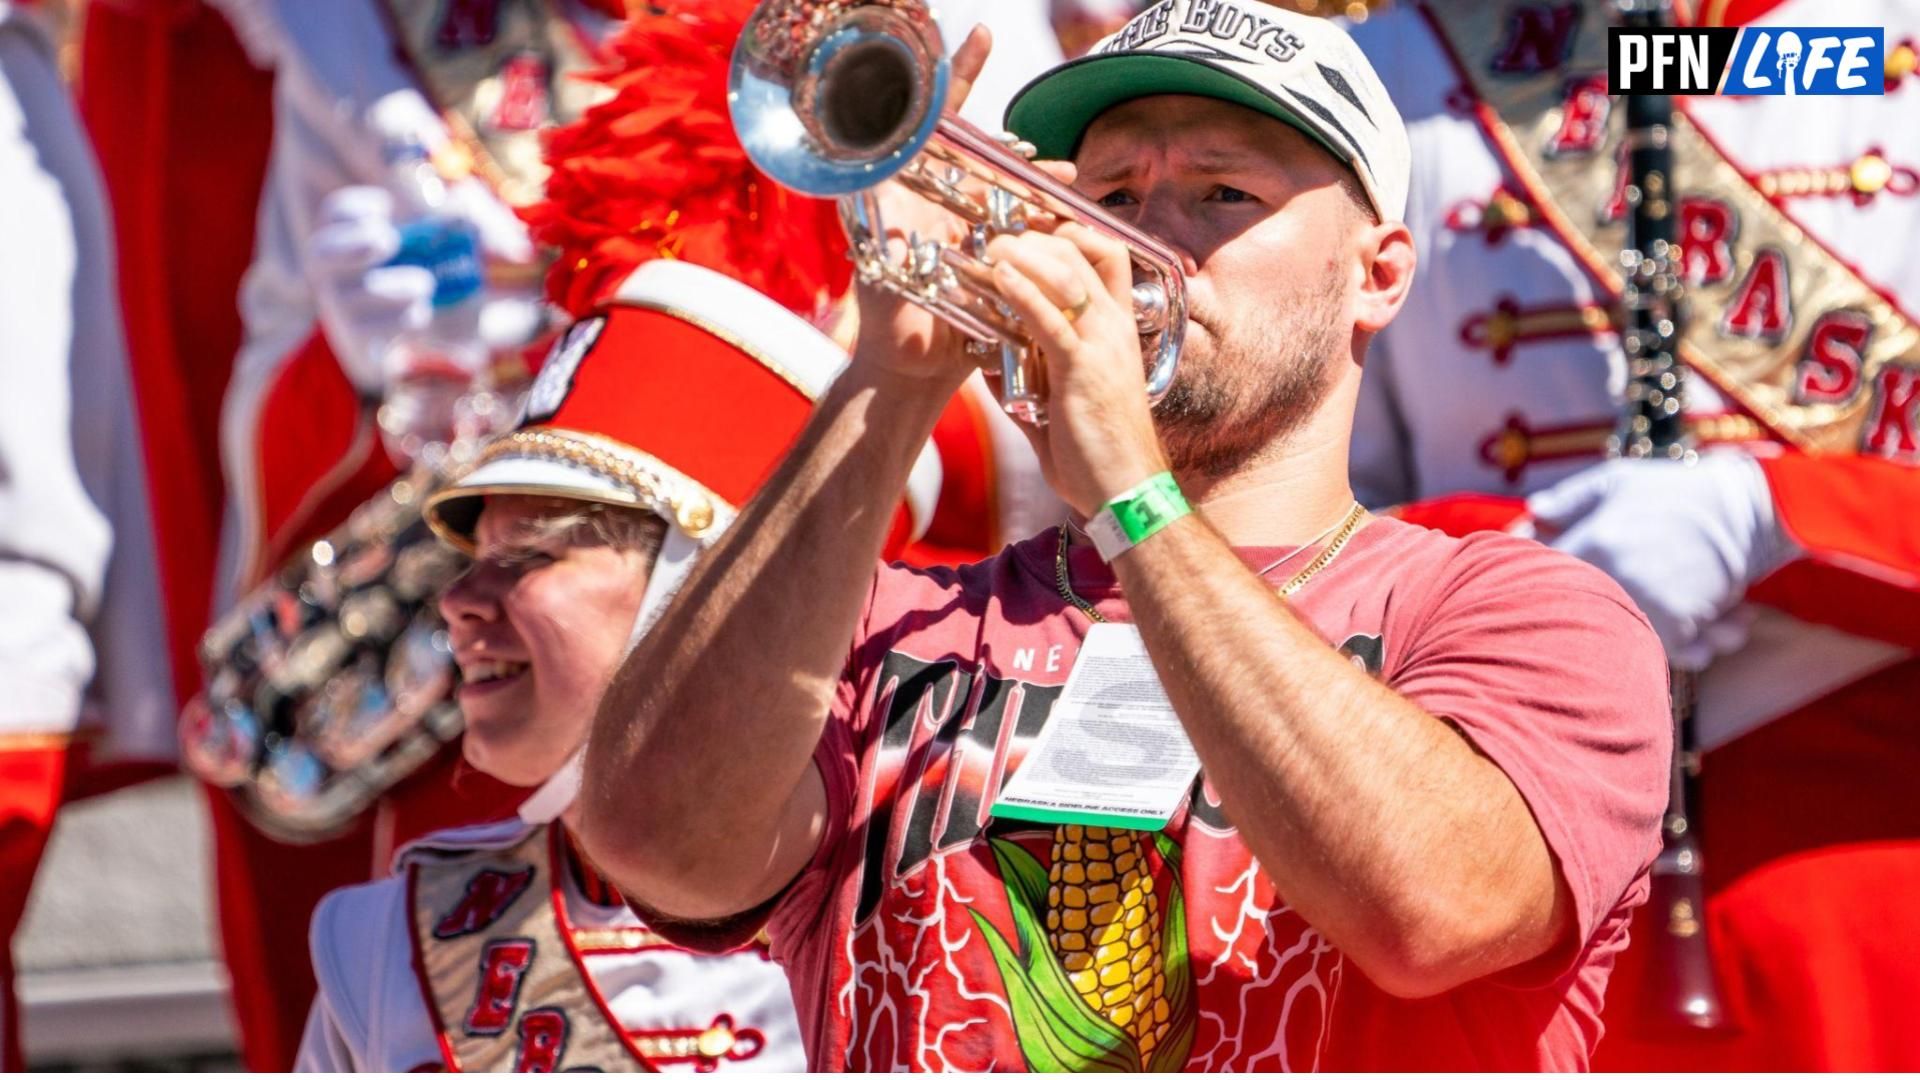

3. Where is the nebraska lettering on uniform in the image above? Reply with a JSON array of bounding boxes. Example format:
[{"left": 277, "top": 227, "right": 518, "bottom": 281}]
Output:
[
  {"left": 466, "top": 939, "right": 536, "bottom": 1035},
  {"left": 512, "top": 1008, "right": 570, "bottom": 1072},
  {"left": 1794, "top": 310, "right": 1872, "bottom": 404},
  {"left": 434, "top": 866, "right": 536, "bottom": 938},
  {"left": 1865, "top": 364, "right": 1920, "bottom": 459}
]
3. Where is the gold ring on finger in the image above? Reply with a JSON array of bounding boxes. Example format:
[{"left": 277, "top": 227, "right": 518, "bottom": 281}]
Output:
[{"left": 1062, "top": 294, "right": 1092, "bottom": 323}]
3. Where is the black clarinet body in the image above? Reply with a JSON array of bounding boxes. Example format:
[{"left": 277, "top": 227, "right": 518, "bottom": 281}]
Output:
[{"left": 1611, "top": 0, "right": 1729, "bottom": 1035}]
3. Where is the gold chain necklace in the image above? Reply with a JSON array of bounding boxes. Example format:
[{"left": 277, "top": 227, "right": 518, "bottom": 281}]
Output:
[{"left": 1054, "top": 502, "right": 1368, "bottom": 623}]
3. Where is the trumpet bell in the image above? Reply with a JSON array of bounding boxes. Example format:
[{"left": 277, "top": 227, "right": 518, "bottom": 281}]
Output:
[{"left": 731, "top": 0, "right": 949, "bottom": 196}]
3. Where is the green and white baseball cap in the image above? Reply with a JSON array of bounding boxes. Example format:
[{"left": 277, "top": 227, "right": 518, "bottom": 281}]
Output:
[{"left": 1004, "top": 0, "right": 1409, "bottom": 223}]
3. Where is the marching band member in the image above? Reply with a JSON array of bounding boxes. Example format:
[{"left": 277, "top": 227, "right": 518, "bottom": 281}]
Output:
[
  {"left": 296, "top": 257, "right": 899, "bottom": 1071},
  {"left": 178, "top": 0, "right": 629, "bottom": 1063},
  {"left": 291, "top": 13, "right": 948, "bottom": 1052},
  {"left": 76, "top": 0, "right": 273, "bottom": 751},
  {"left": 1, "top": 0, "right": 172, "bottom": 1066},
  {"left": 578, "top": 1, "right": 1673, "bottom": 1070},
  {"left": 1349, "top": 0, "right": 1920, "bottom": 1068}
]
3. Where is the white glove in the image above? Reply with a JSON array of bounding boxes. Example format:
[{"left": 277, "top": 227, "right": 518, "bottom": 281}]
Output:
[
  {"left": 307, "top": 186, "right": 435, "bottom": 391},
  {"left": 1525, "top": 451, "right": 1799, "bottom": 670},
  {"left": 305, "top": 182, "right": 545, "bottom": 394}
]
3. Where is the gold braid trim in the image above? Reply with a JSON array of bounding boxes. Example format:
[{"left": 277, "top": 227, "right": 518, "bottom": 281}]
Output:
[{"left": 431, "top": 429, "right": 732, "bottom": 548}]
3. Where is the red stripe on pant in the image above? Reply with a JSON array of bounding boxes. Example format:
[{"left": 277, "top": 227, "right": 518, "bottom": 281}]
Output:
[{"left": 0, "top": 741, "right": 71, "bottom": 1070}]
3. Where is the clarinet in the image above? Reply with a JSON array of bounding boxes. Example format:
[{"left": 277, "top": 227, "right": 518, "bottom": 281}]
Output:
[{"left": 1611, "top": 0, "right": 1728, "bottom": 1034}]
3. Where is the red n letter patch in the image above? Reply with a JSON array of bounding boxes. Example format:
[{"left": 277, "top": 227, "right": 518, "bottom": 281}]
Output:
[
  {"left": 1864, "top": 365, "right": 1920, "bottom": 460},
  {"left": 465, "top": 939, "right": 535, "bottom": 1035},
  {"left": 435, "top": 866, "right": 536, "bottom": 939},
  {"left": 1720, "top": 248, "right": 1792, "bottom": 342},
  {"left": 514, "top": 1008, "right": 570, "bottom": 1072},
  {"left": 1491, "top": 3, "right": 1581, "bottom": 74},
  {"left": 1795, "top": 311, "right": 1871, "bottom": 405}
]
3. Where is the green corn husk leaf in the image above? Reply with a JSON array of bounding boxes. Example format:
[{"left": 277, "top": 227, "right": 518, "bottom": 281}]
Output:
[
  {"left": 963, "top": 838, "right": 1142, "bottom": 1072},
  {"left": 1152, "top": 832, "right": 1185, "bottom": 869},
  {"left": 967, "top": 909, "right": 1141, "bottom": 1073},
  {"left": 989, "top": 835, "right": 1055, "bottom": 915},
  {"left": 1148, "top": 834, "right": 1199, "bottom": 1073}
]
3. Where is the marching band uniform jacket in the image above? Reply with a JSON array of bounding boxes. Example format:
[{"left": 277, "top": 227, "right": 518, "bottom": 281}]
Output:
[{"left": 1351, "top": 1, "right": 1920, "bottom": 1068}]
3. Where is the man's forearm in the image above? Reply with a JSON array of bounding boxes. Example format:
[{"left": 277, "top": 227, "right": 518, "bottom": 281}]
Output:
[
  {"left": 578, "top": 362, "right": 956, "bottom": 919},
  {"left": 1108, "top": 514, "right": 1567, "bottom": 996}
]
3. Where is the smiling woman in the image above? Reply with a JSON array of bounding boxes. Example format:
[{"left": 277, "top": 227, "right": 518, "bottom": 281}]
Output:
[
  {"left": 440, "top": 498, "right": 665, "bottom": 788},
  {"left": 287, "top": 257, "right": 919, "bottom": 1073}
]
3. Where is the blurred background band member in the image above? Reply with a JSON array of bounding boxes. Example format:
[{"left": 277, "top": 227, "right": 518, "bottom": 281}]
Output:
[
  {"left": 1, "top": 0, "right": 174, "bottom": 1067},
  {"left": 166, "top": 0, "right": 624, "bottom": 1064},
  {"left": 1349, "top": 0, "right": 1920, "bottom": 1068},
  {"left": 296, "top": 257, "right": 912, "bottom": 1071},
  {"left": 578, "top": 2, "right": 1671, "bottom": 1070}
]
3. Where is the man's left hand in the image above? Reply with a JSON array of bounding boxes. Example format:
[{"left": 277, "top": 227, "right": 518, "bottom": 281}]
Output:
[
  {"left": 1526, "top": 450, "right": 1798, "bottom": 669},
  {"left": 984, "top": 221, "right": 1170, "bottom": 516}
]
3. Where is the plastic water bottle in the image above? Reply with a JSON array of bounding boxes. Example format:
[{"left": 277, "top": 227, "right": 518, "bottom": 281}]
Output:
[{"left": 374, "top": 138, "right": 501, "bottom": 468}]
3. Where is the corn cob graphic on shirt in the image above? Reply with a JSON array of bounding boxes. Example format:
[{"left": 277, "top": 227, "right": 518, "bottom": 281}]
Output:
[
  {"left": 1045, "top": 827, "right": 1171, "bottom": 1054},
  {"left": 966, "top": 826, "right": 1194, "bottom": 1070}
]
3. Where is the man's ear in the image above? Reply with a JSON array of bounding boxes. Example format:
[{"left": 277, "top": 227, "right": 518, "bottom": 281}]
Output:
[{"left": 1354, "top": 221, "right": 1416, "bottom": 335}]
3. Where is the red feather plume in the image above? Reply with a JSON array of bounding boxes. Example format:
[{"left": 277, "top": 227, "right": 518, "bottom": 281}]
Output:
[{"left": 524, "top": 0, "right": 853, "bottom": 320}]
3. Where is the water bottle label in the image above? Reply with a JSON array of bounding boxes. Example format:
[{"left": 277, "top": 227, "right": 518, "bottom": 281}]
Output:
[{"left": 389, "top": 218, "right": 484, "bottom": 308}]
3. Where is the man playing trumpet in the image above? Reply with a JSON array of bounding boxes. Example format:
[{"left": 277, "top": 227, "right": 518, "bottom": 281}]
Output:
[{"left": 580, "top": 0, "right": 1671, "bottom": 1069}]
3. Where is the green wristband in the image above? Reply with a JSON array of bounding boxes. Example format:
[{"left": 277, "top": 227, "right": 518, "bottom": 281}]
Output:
[{"left": 1086, "top": 472, "right": 1190, "bottom": 561}]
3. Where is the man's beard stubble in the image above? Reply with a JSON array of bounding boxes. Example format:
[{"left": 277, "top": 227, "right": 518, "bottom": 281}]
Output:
[{"left": 1152, "top": 276, "right": 1347, "bottom": 481}]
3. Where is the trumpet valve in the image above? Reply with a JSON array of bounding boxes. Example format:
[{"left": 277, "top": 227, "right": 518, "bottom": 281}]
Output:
[
  {"left": 1132, "top": 281, "right": 1170, "bottom": 334},
  {"left": 987, "top": 187, "right": 1027, "bottom": 233},
  {"left": 994, "top": 131, "right": 1040, "bottom": 160},
  {"left": 909, "top": 235, "right": 945, "bottom": 292}
]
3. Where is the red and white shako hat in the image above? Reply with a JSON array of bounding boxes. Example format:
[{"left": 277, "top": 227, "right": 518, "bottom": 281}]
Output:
[{"left": 424, "top": 259, "right": 941, "bottom": 630}]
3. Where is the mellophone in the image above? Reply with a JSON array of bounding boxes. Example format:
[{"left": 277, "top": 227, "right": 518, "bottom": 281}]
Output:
[{"left": 180, "top": 469, "right": 467, "bottom": 841}]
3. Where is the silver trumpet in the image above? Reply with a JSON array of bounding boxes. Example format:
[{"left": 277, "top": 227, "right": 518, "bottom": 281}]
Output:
[{"left": 729, "top": 0, "right": 1186, "bottom": 425}]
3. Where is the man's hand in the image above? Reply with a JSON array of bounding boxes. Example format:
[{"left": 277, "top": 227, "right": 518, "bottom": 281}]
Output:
[
  {"left": 984, "top": 222, "right": 1170, "bottom": 515},
  {"left": 1527, "top": 450, "right": 1798, "bottom": 669}
]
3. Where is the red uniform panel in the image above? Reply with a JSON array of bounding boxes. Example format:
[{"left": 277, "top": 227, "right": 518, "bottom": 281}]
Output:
[{"left": 0, "top": 740, "right": 70, "bottom": 1071}]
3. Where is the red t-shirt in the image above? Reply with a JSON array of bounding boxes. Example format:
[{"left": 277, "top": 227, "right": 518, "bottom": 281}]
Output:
[{"left": 763, "top": 517, "right": 1670, "bottom": 1070}]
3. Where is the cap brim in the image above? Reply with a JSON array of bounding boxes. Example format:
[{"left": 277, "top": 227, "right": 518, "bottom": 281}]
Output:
[
  {"left": 423, "top": 456, "right": 654, "bottom": 554},
  {"left": 1006, "top": 52, "right": 1349, "bottom": 179}
]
